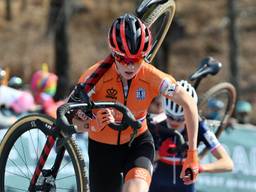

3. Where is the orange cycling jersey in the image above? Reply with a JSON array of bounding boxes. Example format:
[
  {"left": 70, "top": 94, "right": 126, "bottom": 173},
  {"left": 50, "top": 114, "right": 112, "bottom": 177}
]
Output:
[{"left": 79, "top": 61, "right": 176, "bottom": 145}]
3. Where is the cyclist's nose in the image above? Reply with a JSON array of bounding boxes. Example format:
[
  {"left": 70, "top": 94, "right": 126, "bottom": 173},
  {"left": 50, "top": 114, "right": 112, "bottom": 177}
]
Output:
[{"left": 127, "top": 64, "right": 135, "bottom": 70}]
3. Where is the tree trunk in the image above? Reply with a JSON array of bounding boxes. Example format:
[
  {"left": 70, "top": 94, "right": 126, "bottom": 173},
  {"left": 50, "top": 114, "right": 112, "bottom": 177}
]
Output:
[
  {"left": 228, "top": 0, "right": 240, "bottom": 97},
  {"left": 5, "top": 0, "right": 12, "bottom": 21},
  {"left": 20, "top": 0, "right": 27, "bottom": 12},
  {"left": 49, "top": 0, "right": 71, "bottom": 100},
  {"left": 153, "top": 17, "right": 185, "bottom": 72}
]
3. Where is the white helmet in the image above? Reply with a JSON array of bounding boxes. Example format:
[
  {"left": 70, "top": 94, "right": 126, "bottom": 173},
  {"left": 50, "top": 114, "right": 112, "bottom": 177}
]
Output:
[{"left": 163, "top": 80, "right": 198, "bottom": 118}]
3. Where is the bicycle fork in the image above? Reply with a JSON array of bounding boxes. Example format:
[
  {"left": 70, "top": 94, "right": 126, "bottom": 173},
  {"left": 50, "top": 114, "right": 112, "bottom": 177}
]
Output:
[{"left": 28, "top": 126, "right": 66, "bottom": 191}]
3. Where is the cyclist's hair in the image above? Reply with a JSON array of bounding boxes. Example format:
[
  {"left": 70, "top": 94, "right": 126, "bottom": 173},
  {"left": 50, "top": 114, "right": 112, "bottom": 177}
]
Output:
[
  {"left": 108, "top": 13, "right": 152, "bottom": 59},
  {"left": 163, "top": 80, "right": 198, "bottom": 118}
]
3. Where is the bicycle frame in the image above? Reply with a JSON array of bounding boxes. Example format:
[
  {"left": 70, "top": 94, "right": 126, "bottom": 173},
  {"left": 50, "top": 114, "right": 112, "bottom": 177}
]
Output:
[
  {"left": 29, "top": 124, "right": 65, "bottom": 191},
  {"left": 27, "top": 99, "right": 141, "bottom": 191}
]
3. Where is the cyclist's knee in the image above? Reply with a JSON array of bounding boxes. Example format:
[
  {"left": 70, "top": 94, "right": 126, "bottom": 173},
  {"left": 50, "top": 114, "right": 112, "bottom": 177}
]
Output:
[
  {"left": 123, "top": 177, "right": 149, "bottom": 192},
  {"left": 123, "top": 167, "right": 151, "bottom": 192}
]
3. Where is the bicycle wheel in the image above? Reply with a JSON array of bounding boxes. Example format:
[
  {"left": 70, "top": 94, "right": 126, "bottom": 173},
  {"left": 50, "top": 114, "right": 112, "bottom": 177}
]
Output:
[
  {"left": 198, "top": 82, "right": 236, "bottom": 157},
  {"left": 137, "top": 0, "right": 176, "bottom": 62},
  {"left": 0, "top": 114, "right": 89, "bottom": 192}
]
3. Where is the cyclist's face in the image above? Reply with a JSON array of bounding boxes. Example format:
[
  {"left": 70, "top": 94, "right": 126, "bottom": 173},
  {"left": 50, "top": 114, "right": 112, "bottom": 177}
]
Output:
[
  {"left": 114, "top": 54, "right": 143, "bottom": 80},
  {"left": 166, "top": 115, "right": 185, "bottom": 129}
]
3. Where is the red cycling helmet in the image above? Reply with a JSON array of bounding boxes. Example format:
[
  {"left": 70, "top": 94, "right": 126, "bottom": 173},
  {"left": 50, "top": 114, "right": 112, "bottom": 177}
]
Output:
[{"left": 108, "top": 13, "right": 152, "bottom": 59}]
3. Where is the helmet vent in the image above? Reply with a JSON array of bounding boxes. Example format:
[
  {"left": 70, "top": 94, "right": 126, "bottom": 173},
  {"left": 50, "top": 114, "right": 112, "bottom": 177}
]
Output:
[{"left": 175, "top": 104, "right": 179, "bottom": 113}]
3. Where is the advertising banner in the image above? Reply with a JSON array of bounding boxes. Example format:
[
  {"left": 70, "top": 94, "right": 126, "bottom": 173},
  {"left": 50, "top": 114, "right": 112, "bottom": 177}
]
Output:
[{"left": 196, "top": 125, "right": 256, "bottom": 192}]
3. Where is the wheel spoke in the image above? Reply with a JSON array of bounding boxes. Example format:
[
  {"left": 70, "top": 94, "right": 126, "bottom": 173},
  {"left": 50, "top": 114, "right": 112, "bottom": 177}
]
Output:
[
  {"left": 5, "top": 170, "right": 30, "bottom": 180},
  {"left": 5, "top": 185, "right": 27, "bottom": 191},
  {"left": 1, "top": 115, "right": 87, "bottom": 191},
  {"left": 7, "top": 156, "right": 30, "bottom": 179}
]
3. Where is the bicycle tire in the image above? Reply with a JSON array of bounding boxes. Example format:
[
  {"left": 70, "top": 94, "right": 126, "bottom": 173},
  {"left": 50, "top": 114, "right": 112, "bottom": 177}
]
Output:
[
  {"left": 0, "top": 114, "right": 89, "bottom": 192},
  {"left": 198, "top": 82, "right": 236, "bottom": 157},
  {"left": 139, "top": 0, "right": 175, "bottom": 63}
]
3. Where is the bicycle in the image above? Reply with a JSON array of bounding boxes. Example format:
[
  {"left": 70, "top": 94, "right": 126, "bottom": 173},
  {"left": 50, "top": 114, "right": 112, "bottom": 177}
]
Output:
[{"left": 0, "top": 82, "right": 143, "bottom": 191}]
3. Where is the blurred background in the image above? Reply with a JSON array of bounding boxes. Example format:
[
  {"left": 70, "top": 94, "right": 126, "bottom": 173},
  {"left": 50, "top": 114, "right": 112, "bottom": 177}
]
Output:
[
  {"left": 0, "top": 0, "right": 256, "bottom": 191},
  {"left": 0, "top": 0, "right": 255, "bottom": 117}
]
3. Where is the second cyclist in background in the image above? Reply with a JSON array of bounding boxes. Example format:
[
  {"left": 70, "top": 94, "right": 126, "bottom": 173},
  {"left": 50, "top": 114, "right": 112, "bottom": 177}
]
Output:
[{"left": 149, "top": 80, "right": 233, "bottom": 192}]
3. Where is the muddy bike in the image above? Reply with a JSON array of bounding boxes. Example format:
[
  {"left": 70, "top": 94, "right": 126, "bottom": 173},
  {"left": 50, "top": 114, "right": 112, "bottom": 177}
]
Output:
[{"left": 0, "top": 82, "right": 143, "bottom": 191}]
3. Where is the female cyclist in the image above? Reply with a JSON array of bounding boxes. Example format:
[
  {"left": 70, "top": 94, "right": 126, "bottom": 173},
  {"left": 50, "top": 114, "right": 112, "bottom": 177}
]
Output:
[
  {"left": 71, "top": 14, "right": 199, "bottom": 192},
  {"left": 149, "top": 80, "right": 233, "bottom": 192}
]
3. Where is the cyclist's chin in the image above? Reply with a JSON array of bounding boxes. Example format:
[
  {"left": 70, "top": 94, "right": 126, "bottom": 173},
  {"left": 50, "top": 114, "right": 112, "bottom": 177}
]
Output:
[{"left": 122, "top": 72, "right": 136, "bottom": 80}]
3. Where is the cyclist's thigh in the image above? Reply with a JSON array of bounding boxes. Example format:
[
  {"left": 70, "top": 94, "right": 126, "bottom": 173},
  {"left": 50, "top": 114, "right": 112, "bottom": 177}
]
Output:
[
  {"left": 88, "top": 138, "right": 124, "bottom": 192},
  {"left": 123, "top": 131, "right": 155, "bottom": 183}
]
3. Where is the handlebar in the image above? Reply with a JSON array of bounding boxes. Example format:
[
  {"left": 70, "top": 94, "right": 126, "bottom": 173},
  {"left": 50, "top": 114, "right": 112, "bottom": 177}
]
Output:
[{"left": 56, "top": 100, "right": 142, "bottom": 146}]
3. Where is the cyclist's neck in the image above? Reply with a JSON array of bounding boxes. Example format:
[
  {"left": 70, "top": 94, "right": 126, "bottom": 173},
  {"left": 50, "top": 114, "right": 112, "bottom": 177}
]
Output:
[{"left": 120, "top": 76, "right": 133, "bottom": 87}]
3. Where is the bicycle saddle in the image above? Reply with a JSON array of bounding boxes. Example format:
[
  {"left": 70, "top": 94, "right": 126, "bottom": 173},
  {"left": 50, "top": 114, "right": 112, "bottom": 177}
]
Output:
[
  {"left": 136, "top": 0, "right": 168, "bottom": 17},
  {"left": 189, "top": 57, "right": 222, "bottom": 81}
]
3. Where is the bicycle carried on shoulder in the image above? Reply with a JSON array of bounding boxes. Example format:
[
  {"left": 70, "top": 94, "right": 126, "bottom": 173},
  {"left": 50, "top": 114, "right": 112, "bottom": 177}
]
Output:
[{"left": 0, "top": 83, "right": 142, "bottom": 191}]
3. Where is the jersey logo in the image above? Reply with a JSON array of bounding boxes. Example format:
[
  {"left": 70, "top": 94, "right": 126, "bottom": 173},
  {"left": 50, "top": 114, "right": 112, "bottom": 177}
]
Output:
[
  {"left": 166, "top": 83, "right": 176, "bottom": 96},
  {"left": 136, "top": 88, "right": 146, "bottom": 100},
  {"left": 204, "top": 130, "right": 219, "bottom": 148},
  {"left": 106, "top": 88, "right": 117, "bottom": 99}
]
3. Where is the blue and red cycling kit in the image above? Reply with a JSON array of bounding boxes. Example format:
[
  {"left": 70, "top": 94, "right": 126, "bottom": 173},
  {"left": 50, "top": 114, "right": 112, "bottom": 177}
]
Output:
[{"left": 149, "top": 119, "right": 220, "bottom": 192}]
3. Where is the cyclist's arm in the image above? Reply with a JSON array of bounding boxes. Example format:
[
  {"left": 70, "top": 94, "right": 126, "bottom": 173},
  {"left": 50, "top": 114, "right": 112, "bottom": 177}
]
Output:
[
  {"left": 200, "top": 145, "right": 233, "bottom": 173},
  {"left": 199, "top": 121, "right": 233, "bottom": 173},
  {"left": 160, "top": 81, "right": 198, "bottom": 150}
]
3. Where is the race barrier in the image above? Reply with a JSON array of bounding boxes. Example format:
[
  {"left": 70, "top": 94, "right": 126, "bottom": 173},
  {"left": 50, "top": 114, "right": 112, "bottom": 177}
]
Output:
[
  {"left": 197, "top": 124, "right": 256, "bottom": 192},
  {"left": 1, "top": 124, "right": 256, "bottom": 191}
]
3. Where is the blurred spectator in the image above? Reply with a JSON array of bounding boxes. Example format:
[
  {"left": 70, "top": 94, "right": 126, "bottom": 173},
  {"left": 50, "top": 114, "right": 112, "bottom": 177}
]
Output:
[
  {"left": 8, "top": 76, "right": 24, "bottom": 89},
  {"left": 0, "top": 67, "right": 7, "bottom": 85},
  {"left": 30, "top": 64, "right": 64, "bottom": 118},
  {"left": 235, "top": 100, "right": 252, "bottom": 124},
  {"left": 205, "top": 98, "right": 224, "bottom": 121},
  {"left": 0, "top": 67, "right": 36, "bottom": 115}
]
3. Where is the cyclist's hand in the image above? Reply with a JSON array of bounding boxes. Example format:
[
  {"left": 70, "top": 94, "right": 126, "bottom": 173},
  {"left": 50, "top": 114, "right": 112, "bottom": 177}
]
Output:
[
  {"left": 180, "top": 149, "right": 199, "bottom": 185},
  {"left": 90, "top": 108, "right": 114, "bottom": 132},
  {"left": 72, "top": 109, "right": 90, "bottom": 132}
]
